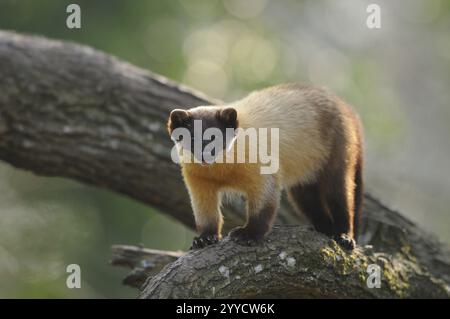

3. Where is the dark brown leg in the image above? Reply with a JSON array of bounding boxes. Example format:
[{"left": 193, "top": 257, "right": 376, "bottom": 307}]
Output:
[
  {"left": 229, "top": 200, "right": 278, "bottom": 243},
  {"left": 288, "top": 182, "right": 333, "bottom": 237},
  {"left": 325, "top": 171, "right": 355, "bottom": 250},
  {"left": 229, "top": 176, "right": 280, "bottom": 244},
  {"left": 353, "top": 154, "right": 364, "bottom": 241}
]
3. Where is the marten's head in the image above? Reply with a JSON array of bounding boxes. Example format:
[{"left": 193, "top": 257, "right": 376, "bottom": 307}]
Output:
[{"left": 167, "top": 106, "right": 238, "bottom": 164}]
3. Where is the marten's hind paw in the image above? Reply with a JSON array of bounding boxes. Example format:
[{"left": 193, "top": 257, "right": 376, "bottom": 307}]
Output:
[
  {"left": 334, "top": 234, "right": 356, "bottom": 250},
  {"left": 228, "top": 227, "right": 264, "bottom": 246},
  {"left": 190, "top": 234, "right": 219, "bottom": 250}
]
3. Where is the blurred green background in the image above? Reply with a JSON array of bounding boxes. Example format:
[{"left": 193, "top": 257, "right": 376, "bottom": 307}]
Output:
[{"left": 0, "top": 0, "right": 449, "bottom": 298}]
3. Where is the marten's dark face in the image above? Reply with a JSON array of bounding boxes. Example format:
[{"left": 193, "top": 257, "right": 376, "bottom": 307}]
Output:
[{"left": 167, "top": 106, "right": 238, "bottom": 164}]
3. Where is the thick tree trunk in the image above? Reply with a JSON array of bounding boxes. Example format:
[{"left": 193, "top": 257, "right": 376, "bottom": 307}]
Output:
[{"left": 0, "top": 31, "right": 449, "bottom": 298}]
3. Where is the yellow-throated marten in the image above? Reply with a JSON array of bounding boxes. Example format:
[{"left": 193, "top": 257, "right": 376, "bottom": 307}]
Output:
[{"left": 167, "top": 83, "right": 364, "bottom": 250}]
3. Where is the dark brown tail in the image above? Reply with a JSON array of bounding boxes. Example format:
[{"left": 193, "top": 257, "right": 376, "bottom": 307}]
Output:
[{"left": 353, "top": 153, "right": 364, "bottom": 241}]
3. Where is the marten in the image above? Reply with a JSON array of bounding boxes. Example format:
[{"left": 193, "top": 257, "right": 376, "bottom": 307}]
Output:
[{"left": 167, "top": 83, "right": 363, "bottom": 250}]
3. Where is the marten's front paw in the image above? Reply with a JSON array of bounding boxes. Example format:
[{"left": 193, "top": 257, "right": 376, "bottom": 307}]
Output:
[
  {"left": 190, "top": 234, "right": 219, "bottom": 250},
  {"left": 228, "top": 227, "right": 264, "bottom": 246},
  {"left": 334, "top": 233, "right": 356, "bottom": 251}
]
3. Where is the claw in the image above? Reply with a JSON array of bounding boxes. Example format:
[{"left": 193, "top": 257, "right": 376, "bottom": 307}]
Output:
[{"left": 190, "top": 234, "right": 219, "bottom": 250}]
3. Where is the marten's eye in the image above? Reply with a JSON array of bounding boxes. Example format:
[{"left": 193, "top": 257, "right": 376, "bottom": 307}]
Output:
[{"left": 171, "top": 134, "right": 183, "bottom": 142}]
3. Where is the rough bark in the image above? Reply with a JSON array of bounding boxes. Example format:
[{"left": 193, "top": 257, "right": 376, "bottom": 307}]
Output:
[
  {"left": 138, "top": 226, "right": 449, "bottom": 298},
  {"left": 0, "top": 30, "right": 449, "bottom": 298}
]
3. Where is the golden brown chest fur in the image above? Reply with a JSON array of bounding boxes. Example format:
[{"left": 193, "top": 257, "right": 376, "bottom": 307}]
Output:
[{"left": 182, "top": 161, "right": 262, "bottom": 193}]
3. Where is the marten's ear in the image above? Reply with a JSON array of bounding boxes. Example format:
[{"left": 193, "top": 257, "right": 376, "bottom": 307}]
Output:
[
  {"left": 168, "top": 109, "right": 190, "bottom": 131},
  {"left": 218, "top": 107, "right": 238, "bottom": 128}
]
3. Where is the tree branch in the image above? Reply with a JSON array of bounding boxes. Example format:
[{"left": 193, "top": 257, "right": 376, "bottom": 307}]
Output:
[
  {"left": 1, "top": 30, "right": 449, "bottom": 298},
  {"left": 110, "top": 245, "right": 183, "bottom": 288},
  {"left": 139, "top": 226, "right": 449, "bottom": 298},
  {"left": 112, "top": 194, "right": 450, "bottom": 298}
]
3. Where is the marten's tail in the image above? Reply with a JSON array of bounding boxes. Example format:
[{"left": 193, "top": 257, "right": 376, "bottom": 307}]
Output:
[{"left": 353, "top": 151, "right": 364, "bottom": 241}]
